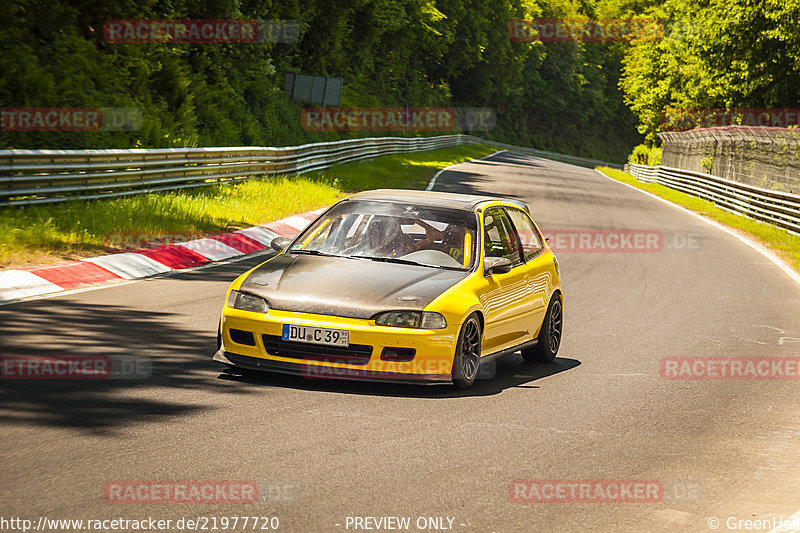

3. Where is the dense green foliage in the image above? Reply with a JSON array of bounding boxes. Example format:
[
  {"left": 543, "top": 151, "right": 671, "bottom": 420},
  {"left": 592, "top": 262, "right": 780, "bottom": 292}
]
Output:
[
  {"left": 620, "top": 0, "right": 800, "bottom": 143},
  {"left": 0, "top": 0, "right": 644, "bottom": 161},
  {"left": 627, "top": 143, "right": 661, "bottom": 165},
  {"left": 7, "top": 0, "right": 793, "bottom": 159}
]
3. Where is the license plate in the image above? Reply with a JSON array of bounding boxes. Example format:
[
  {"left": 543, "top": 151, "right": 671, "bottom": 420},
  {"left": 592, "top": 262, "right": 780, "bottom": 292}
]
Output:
[{"left": 282, "top": 324, "right": 349, "bottom": 347}]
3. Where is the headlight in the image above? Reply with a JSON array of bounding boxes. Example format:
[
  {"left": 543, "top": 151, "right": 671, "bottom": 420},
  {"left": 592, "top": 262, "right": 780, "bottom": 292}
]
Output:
[
  {"left": 421, "top": 312, "right": 447, "bottom": 329},
  {"left": 226, "top": 290, "right": 238, "bottom": 308},
  {"left": 226, "top": 290, "right": 269, "bottom": 313},
  {"left": 375, "top": 311, "right": 447, "bottom": 329}
]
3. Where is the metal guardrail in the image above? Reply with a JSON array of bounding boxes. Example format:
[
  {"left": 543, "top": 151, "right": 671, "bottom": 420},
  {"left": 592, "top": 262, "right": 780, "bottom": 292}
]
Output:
[
  {"left": 627, "top": 163, "right": 800, "bottom": 234},
  {"left": 0, "top": 135, "right": 473, "bottom": 206},
  {"left": 0, "top": 134, "right": 622, "bottom": 207}
]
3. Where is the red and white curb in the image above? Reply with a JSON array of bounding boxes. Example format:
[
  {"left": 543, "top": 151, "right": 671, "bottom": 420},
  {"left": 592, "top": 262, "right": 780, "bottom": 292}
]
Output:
[{"left": 0, "top": 208, "right": 326, "bottom": 303}]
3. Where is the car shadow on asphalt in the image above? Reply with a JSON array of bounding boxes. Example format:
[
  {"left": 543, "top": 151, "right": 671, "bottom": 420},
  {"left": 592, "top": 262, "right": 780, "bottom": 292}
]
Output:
[{"left": 215, "top": 353, "right": 581, "bottom": 398}]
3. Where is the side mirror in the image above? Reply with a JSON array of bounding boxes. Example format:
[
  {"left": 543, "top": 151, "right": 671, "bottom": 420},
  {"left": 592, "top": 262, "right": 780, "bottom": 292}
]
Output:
[
  {"left": 270, "top": 237, "right": 291, "bottom": 252},
  {"left": 484, "top": 256, "right": 512, "bottom": 275}
]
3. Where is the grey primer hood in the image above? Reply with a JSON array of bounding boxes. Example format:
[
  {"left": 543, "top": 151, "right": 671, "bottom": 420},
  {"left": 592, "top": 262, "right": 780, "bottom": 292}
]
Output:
[{"left": 239, "top": 254, "right": 470, "bottom": 319}]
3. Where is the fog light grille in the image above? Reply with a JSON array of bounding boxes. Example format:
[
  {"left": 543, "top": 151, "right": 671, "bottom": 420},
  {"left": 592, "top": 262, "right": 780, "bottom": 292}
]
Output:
[
  {"left": 380, "top": 347, "right": 416, "bottom": 362},
  {"left": 229, "top": 329, "right": 256, "bottom": 346}
]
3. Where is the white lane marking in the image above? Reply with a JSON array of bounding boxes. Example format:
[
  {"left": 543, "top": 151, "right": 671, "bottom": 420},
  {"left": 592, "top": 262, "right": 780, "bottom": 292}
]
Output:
[
  {"left": 0, "top": 270, "right": 63, "bottom": 301},
  {"left": 426, "top": 150, "right": 506, "bottom": 191},
  {"left": 82, "top": 252, "right": 172, "bottom": 279},
  {"left": 594, "top": 169, "right": 800, "bottom": 288},
  {"left": 179, "top": 238, "right": 242, "bottom": 261}
]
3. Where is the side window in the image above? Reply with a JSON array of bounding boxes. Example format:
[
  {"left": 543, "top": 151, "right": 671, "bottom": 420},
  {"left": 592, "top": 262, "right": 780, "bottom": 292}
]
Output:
[
  {"left": 482, "top": 208, "right": 523, "bottom": 266},
  {"left": 302, "top": 218, "right": 335, "bottom": 250},
  {"left": 505, "top": 208, "right": 544, "bottom": 261}
]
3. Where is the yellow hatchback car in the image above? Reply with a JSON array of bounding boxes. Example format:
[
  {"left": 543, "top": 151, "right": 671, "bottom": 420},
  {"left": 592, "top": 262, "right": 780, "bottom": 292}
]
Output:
[{"left": 214, "top": 189, "right": 563, "bottom": 389}]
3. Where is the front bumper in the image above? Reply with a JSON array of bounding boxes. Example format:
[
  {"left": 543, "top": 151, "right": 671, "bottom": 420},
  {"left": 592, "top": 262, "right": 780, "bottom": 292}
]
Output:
[
  {"left": 216, "top": 307, "right": 460, "bottom": 385},
  {"left": 214, "top": 349, "right": 453, "bottom": 385}
]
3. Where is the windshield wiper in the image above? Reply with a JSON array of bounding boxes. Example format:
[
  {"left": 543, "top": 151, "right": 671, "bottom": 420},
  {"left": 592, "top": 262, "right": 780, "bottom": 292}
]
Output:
[
  {"left": 289, "top": 249, "right": 341, "bottom": 257},
  {"left": 350, "top": 255, "right": 420, "bottom": 266},
  {"left": 349, "top": 255, "right": 459, "bottom": 270}
]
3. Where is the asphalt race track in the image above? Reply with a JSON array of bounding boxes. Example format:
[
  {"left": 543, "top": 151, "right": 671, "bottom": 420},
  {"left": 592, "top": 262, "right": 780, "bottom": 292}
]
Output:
[{"left": 2, "top": 151, "right": 800, "bottom": 532}]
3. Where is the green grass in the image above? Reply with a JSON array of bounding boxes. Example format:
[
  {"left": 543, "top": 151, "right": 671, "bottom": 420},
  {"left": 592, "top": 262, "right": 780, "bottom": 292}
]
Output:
[
  {"left": 0, "top": 144, "right": 497, "bottom": 268},
  {"left": 308, "top": 144, "right": 496, "bottom": 191},
  {"left": 597, "top": 166, "right": 800, "bottom": 274}
]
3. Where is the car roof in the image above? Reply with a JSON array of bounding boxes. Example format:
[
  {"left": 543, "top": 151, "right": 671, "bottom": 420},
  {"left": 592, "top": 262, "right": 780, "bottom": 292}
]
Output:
[{"left": 344, "top": 189, "right": 530, "bottom": 212}]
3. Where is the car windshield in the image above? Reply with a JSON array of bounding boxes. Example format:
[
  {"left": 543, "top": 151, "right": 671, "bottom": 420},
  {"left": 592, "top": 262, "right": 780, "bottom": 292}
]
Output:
[{"left": 289, "top": 200, "right": 478, "bottom": 270}]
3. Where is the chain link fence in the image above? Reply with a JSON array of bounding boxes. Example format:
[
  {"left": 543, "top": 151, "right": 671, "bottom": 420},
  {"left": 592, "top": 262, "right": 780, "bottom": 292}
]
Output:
[{"left": 658, "top": 126, "right": 800, "bottom": 194}]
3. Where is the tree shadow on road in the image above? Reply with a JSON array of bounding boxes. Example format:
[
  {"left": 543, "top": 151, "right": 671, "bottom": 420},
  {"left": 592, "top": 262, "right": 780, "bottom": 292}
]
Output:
[
  {"left": 0, "top": 298, "right": 260, "bottom": 435},
  {"left": 432, "top": 169, "right": 525, "bottom": 198},
  {"left": 468, "top": 151, "right": 549, "bottom": 168},
  {"left": 433, "top": 151, "right": 572, "bottom": 199}
]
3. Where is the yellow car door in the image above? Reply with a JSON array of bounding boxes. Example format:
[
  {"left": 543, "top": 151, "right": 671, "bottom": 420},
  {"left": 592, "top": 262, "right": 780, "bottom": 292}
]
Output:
[
  {"left": 505, "top": 207, "right": 551, "bottom": 330},
  {"left": 477, "top": 206, "right": 535, "bottom": 354}
]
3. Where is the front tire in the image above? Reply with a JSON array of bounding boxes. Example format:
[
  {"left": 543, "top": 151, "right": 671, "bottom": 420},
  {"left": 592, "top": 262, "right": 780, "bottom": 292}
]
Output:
[
  {"left": 453, "top": 314, "right": 482, "bottom": 390},
  {"left": 522, "top": 293, "right": 562, "bottom": 363}
]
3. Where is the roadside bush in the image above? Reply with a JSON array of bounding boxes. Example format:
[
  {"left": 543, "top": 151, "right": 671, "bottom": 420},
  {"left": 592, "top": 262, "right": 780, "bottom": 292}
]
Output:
[{"left": 628, "top": 144, "right": 662, "bottom": 166}]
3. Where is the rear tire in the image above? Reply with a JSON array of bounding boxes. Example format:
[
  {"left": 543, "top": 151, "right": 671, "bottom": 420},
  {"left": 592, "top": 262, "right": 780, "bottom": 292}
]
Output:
[
  {"left": 453, "top": 314, "right": 483, "bottom": 390},
  {"left": 522, "top": 293, "right": 562, "bottom": 363}
]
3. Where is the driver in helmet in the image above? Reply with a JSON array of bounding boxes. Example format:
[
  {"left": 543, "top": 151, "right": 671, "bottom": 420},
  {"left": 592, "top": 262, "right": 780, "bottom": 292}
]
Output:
[
  {"left": 440, "top": 224, "right": 467, "bottom": 264},
  {"left": 353, "top": 215, "right": 412, "bottom": 257}
]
